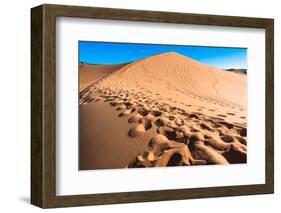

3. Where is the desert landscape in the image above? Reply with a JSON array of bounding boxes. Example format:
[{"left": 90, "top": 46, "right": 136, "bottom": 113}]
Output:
[{"left": 79, "top": 51, "right": 247, "bottom": 170}]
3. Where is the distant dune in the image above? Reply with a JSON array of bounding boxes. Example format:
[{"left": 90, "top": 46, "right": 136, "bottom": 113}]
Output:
[
  {"left": 79, "top": 63, "right": 127, "bottom": 91},
  {"left": 79, "top": 52, "right": 247, "bottom": 170},
  {"left": 224, "top": 68, "right": 247, "bottom": 75}
]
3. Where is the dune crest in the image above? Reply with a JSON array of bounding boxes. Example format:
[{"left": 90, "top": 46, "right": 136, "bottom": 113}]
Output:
[{"left": 79, "top": 52, "right": 247, "bottom": 169}]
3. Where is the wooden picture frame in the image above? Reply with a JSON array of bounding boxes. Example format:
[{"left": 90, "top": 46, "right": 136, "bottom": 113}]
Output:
[{"left": 31, "top": 4, "right": 274, "bottom": 208}]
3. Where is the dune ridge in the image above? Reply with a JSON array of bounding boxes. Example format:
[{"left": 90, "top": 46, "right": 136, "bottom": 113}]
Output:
[
  {"left": 79, "top": 52, "right": 247, "bottom": 169},
  {"left": 79, "top": 63, "right": 127, "bottom": 91}
]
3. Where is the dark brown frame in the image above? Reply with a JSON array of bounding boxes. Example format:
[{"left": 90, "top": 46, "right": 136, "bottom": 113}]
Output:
[{"left": 31, "top": 4, "right": 274, "bottom": 208}]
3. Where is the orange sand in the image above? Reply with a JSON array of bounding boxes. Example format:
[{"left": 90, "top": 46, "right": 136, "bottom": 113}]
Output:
[{"left": 79, "top": 52, "right": 247, "bottom": 170}]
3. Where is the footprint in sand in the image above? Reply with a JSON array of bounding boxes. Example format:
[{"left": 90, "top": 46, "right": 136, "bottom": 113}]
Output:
[
  {"left": 104, "top": 98, "right": 114, "bottom": 103},
  {"left": 217, "top": 121, "right": 234, "bottom": 129},
  {"left": 128, "top": 124, "right": 146, "bottom": 137},
  {"left": 235, "top": 136, "right": 247, "bottom": 145},
  {"left": 139, "top": 118, "right": 153, "bottom": 130},
  {"left": 222, "top": 144, "right": 247, "bottom": 164},
  {"left": 239, "top": 128, "right": 247, "bottom": 137},
  {"left": 119, "top": 108, "right": 136, "bottom": 117},
  {"left": 199, "top": 122, "right": 213, "bottom": 131},
  {"left": 217, "top": 114, "right": 227, "bottom": 118},
  {"left": 110, "top": 100, "right": 123, "bottom": 106},
  {"left": 138, "top": 109, "right": 149, "bottom": 116},
  {"left": 116, "top": 104, "right": 127, "bottom": 111},
  {"left": 82, "top": 86, "right": 247, "bottom": 167},
  {"left": 128, "top": 113, "right": 143, "bottom": 123},
  {"left": 220, "top": 134, "right": 234, "bottom": 143},
  {"left": 175, "top": 118, "right": 185, "bottom": 126},
  {"left": 131, "top": 134, "right": 206, "bottom": 167},
  {"left": 128, "top": 118, "right": 152, "bottom": 137},
  {"left": 189, "top": 113, "right": 199, "bottom": 119},
  {"left": 168, "top": 115, "right": 176, "bottom": 121},
  {"left": 154, "top": 117, "right": 171, "bottom": 127},
  {"left": 157, "top": 126, "right": 185, "bottom": 143},
  {"left": 80, "top": 96, "right": 94, "bottom": 105}
]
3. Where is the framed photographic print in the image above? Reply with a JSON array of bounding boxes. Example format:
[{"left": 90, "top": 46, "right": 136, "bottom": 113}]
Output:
[{"left": 31, "top": 4, "right": 274, "bottom": 208}]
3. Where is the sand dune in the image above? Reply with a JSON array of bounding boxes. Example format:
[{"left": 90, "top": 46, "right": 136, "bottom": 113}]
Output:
[
  {"left": 79, "top": 52, "right": 247, "bottom": 170},
  {"left": 79, "top": 63, "right": 126, "bottom": 91}
]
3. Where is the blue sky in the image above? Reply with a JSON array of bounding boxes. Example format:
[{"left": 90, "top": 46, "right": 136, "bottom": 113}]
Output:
[{"left": 79, "top": 41, "right": 247, "bottom": 69}]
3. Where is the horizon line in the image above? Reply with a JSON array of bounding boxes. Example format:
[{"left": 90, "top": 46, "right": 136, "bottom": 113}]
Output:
[
  {"left": 79, "top": 42, "right": 248, "bottom": 70},
  {"left": 79, "top": 51, "right": 247, "bottom": 70}
]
